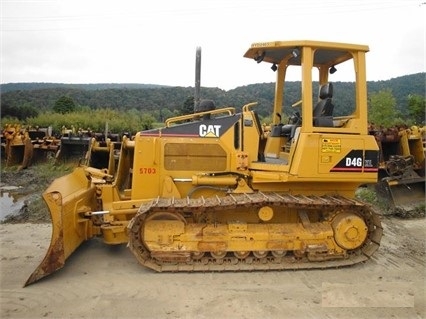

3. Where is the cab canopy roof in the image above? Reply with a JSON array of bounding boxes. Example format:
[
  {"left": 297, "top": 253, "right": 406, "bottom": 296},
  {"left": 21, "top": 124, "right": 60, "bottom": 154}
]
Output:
[{"left": 244, "top": 40, "right": 369, "bottom": 67}]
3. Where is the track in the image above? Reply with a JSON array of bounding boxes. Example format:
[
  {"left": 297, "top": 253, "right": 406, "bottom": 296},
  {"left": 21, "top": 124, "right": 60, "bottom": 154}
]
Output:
[{"left": 127, "top": 192, "right": 383, "bottom": 271}]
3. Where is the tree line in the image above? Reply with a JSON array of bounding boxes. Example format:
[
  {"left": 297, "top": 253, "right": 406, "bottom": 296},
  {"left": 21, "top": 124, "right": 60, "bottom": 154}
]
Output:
[{"left": 1, "top": 72, "right": 424, "bottom": 135}]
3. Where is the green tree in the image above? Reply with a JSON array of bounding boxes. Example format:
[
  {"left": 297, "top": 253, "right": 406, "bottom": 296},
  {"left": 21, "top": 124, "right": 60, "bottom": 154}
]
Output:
[
  {"left": 53, "top": 96, "right": 76, "bottom": 114},
  {"left": 179, "top": 96, "right": 195, "bottom": 115},
  {"left": 140, "top": 113, "right": 155, "bottom": 130},
  {"left": 0, "top": 103, "right": 38, "bottom": 120},
  {"left": 368, "top": 89, "right": 400, "bottom": 127},
  {"left": 407, "top": 94, "right": 425, "bottom": 125}
]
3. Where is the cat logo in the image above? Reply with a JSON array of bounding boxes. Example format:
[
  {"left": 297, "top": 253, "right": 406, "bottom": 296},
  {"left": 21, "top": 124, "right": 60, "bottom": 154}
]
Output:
[{"left": 199, "top": 124, "right": 221, "bottom": 137}]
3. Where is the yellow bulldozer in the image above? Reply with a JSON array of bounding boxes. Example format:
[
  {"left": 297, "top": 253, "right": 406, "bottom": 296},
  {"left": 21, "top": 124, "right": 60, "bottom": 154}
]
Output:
[{"left": 26, "top": 40, "right": 383, "bottom": 286}]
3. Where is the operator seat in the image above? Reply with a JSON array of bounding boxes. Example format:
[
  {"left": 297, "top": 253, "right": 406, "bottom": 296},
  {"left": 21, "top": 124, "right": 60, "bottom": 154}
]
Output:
[{"left": 313, "top": 83, "right": 334, "bottom": 127}]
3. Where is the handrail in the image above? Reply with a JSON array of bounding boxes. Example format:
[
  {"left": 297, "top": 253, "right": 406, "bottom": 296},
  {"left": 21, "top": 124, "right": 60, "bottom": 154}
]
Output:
[
  {"left": 165, "top": 107, "right": 236, "bottom": 127},
  {"left": 242, "top": 102, "right": 258, "bottom": 112}
]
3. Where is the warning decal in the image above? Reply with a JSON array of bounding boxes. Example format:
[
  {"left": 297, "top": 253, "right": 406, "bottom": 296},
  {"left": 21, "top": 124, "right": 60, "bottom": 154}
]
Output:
[{"left": 321, "top": 138, "right": 341, "bottom": 153}]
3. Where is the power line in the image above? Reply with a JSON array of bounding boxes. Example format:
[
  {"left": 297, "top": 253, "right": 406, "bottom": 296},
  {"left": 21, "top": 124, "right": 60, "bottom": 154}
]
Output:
[{"left": 1, "top": 0, "right": 423, "bottom": 32}]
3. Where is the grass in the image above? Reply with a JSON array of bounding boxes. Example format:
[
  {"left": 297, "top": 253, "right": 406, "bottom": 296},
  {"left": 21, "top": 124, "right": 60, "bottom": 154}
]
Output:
[{"left": 1, "top": 159, "right": 75, "bottom": 223}]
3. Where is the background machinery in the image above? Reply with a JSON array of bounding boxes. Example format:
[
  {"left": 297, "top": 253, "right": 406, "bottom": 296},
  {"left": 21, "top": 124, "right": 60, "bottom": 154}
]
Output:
[
  {"left": 26, "top": 40, "right": 383, "bottom": 286},
  {"left": 2, "top": 124, "right": 34, "bottom": 169},
  {"left": 0, "top": 124, "right": 56, "bottom": 169},
  {"left": 371, "top": 125, "right": 425, "bottom": 214}
]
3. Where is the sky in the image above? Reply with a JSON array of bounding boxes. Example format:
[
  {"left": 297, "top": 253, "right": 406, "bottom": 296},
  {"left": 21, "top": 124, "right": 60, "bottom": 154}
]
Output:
[{"left": 1, "top": 0, "right": 425, "bottom": 90}]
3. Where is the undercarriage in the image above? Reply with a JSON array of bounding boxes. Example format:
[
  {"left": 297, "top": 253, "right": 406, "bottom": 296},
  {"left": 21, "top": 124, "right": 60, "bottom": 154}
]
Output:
[{"left": 128, "top": 192, "right": 383, "bottom": 271}]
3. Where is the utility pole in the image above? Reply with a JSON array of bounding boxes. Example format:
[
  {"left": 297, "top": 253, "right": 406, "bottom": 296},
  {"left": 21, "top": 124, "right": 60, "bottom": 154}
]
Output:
[{"left": 194, "top": 46, "right": 201, "bottom": 112}]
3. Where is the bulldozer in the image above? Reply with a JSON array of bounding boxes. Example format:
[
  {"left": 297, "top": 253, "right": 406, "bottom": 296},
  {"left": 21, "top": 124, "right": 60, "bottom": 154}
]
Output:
[{"left": 25, "top": 40, "right": 383, "bottom": 286}]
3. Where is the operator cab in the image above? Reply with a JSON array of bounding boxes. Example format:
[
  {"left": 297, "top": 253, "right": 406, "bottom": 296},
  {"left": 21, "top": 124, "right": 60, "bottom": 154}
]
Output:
[{"left": 244, "top": 40, "right": 369, "bottom": 164}]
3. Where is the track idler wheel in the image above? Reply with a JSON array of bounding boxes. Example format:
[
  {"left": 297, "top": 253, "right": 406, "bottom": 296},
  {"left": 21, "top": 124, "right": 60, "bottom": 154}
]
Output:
[{"left": 332, "top": 212, "right": 368, "bottom": 250}]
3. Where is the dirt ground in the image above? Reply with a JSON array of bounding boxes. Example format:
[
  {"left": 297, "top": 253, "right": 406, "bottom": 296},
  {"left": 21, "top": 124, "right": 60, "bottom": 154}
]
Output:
[
  {"left": 1, "top": 163, "right": 425, "bottom": 318},
  {"left": 0, "top": 216, "right": 424, "bottom": 319}
]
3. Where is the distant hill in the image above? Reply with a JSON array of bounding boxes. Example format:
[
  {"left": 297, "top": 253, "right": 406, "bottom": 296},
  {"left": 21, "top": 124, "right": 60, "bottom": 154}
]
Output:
[
  {"left": 1, "top": 73, "right": 424, "bottom": 120},
  {"left": 0, "top": 82, "right": 167, "bottom": 93}
]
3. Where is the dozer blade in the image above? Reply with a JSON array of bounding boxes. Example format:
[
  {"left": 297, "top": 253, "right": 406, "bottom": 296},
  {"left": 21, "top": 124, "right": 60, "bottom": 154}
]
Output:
[
  {"left": 24, "top": 167, "right": 97, "bottom": 286},
  {"left": 378, "top": 177, "right": 425, "bottom": 212}
]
